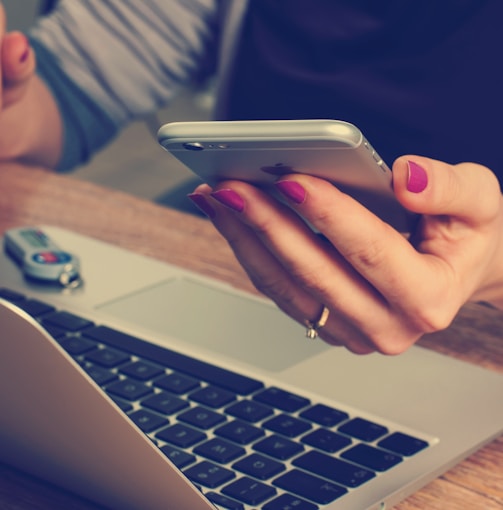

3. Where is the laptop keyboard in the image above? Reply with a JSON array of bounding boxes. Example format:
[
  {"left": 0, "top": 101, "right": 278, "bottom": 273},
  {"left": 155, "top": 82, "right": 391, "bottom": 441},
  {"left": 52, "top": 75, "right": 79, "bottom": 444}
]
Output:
[{"left": 1, "top": 288, "right": 430, "bottom": 510}]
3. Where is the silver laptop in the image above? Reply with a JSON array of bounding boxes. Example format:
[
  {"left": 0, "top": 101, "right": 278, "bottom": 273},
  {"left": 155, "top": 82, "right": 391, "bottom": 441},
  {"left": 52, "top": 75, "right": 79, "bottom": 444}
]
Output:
[{"left": 1, "top": 226, "right": 502, "bottom": 510}]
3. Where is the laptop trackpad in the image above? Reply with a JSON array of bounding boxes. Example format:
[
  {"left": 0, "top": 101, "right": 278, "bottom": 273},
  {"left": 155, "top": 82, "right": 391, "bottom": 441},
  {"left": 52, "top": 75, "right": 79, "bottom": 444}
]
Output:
[{"left": 97, "top": 278, "right": 329, "bottom": 372}]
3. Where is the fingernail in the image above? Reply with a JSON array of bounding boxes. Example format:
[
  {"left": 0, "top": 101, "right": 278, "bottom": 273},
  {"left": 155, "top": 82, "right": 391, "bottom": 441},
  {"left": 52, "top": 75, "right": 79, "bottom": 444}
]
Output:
[
  {"left": 19, "top": 35, "right": 30, "bottom": 63},
  {"left": 407, "top": 160, "right": 428, "bottom": 193},
  {"left": 274, "top": 180, "right": 306, "bottom": 204},
  {"left": 19, "top": 47, "right": 30, "bottom": 63},
  {"left": 187, "top": 193, "right": 215, "bottom": 218},
  {"left": 210, "top": 189, "right": 245, "bottom": 212}
]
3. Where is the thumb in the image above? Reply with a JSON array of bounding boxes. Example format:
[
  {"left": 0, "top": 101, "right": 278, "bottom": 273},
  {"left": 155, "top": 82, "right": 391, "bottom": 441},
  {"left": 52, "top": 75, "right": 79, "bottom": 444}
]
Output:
[
  {"left": 393, "top": 155, "right": 502, "bottom": 227},
  {"left": 1, "top": 31, "right": 36, "bottom": 107}
]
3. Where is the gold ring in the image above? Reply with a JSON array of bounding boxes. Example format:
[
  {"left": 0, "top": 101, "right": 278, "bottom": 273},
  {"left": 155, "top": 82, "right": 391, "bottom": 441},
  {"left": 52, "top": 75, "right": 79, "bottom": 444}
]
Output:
[{"left": 304, "top": 305, "right": 330, "bottom": 339}]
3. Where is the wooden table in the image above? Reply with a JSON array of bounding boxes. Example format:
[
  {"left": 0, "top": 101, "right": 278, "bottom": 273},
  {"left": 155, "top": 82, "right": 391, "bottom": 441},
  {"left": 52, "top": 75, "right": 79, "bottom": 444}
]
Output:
[{"left": 0, "top": 163, "right": 501, "bottom": 510}]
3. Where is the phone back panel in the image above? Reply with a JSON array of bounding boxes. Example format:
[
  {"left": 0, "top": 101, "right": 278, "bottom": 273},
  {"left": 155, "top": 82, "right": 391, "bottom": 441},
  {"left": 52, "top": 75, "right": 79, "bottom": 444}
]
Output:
[{"left": 158, "top": 120, "right": 413, "bottom": 231}]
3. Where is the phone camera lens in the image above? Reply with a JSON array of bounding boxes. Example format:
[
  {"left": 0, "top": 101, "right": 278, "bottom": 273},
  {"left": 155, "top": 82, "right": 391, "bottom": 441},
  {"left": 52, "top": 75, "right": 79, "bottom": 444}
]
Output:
[{"left": 183, "top": 142, "right": 204, "bottom": 151}]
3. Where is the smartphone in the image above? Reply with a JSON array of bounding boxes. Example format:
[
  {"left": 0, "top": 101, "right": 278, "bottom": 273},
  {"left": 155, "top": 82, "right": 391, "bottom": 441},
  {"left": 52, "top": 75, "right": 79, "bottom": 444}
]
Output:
[{"left": 157, "top": 119, "right": 413, "bottom": 232}]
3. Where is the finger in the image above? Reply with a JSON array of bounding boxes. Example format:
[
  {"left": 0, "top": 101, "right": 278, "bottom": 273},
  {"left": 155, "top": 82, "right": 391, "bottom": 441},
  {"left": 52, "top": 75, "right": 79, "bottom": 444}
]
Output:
[
  {"left": 316, "top": 310, "right": 377, "bottom": 355},
  {"left": 272, "top": 174, "right": 430, "bottom": 299},
  {"left": 2, "top": 31, "right": 33, "bottom": 83},
  {"left": 393, "top": 156, "right": 501, "bottom": 226},
  {"left": 189, "top": 184, "right": 327, "bottom": 327},
  {"left": 1, "top": 31, "right": 35, "bottom": 107},
  {"left": 273, "top": 172, "right": 466, "bottom": 325},
  {"left": 393, "top": 156, "right": 503, "bottom": 306},
  {"left": 191, "top": 184, "right": 380, "bottom": 354},
  {"left": 195, "top": 184, "right": 376, "bottom": 354},
  {"left": 205, "top": 181, "right": 420, "bottom": 353}
]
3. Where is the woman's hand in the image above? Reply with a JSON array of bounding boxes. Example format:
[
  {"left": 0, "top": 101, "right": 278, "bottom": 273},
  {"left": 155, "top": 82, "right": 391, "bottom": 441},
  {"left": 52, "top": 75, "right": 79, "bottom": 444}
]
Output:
[
  {"left": 189, "top": 155, "right": 503, "bottom": 355},
  {"left": 0, "top": 5, "right": 62, "bottom": 168}
]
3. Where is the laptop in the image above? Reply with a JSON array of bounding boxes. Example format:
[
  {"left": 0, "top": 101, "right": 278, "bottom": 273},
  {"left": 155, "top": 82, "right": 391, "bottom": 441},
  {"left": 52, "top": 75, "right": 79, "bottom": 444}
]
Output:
[{"left": 0, "top": 225, "right": 502, "bottom": 510}]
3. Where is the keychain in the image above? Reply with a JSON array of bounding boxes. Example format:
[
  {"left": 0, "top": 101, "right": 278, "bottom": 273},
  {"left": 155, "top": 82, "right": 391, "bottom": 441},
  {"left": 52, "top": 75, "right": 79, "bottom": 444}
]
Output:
[{"left": 4, "top": 227, "right": 83, "bottom": 288}]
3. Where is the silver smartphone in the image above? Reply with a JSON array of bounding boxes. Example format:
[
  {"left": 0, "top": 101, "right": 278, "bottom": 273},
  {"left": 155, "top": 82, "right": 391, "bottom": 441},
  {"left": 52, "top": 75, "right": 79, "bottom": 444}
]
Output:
[{"left": 157, "top": 119, "right": 413, "bottom": 231}]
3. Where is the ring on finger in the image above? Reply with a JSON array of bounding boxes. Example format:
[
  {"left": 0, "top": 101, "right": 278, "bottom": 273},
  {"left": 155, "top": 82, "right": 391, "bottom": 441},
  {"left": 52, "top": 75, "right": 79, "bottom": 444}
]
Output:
[{"left": 305, "top": 305, "right": 330, "bottom": 339}]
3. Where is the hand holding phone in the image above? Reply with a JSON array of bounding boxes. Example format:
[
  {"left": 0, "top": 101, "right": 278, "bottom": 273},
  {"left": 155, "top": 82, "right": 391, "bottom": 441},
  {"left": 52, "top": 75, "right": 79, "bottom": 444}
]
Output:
[{"left": 157, "top": 119, "right": 414, "bottom": 232}]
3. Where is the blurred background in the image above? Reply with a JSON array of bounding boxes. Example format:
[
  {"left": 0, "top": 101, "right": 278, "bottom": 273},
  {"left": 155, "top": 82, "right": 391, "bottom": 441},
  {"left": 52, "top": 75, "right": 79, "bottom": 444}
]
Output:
[{"left": 3, "top": 0, "right": 210, "bottom": 210}]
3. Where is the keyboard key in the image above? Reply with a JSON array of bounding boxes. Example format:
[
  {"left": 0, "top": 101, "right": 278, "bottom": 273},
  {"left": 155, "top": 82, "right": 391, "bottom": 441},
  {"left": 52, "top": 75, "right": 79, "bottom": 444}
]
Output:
[
  {"left": 83, "top": 325, "right": 263, "bottom": 394},
  {"left": 81, "top": 362, "right": 118, "bottom": 386},
  {"left": 120, "top": 361, "right": 164, "bottom": 381},
  {"left": 194, "top": 438, "right": 246, "bottom": 464},
  {"left": 40, "top": 317, "right": 76, "bottom": 335},
  {"left": 300, "top": 403, "right": 349, "bottom": 427},
  {"left": 338, "top": 417, "right": 388, "bottom": 442},
  {"left": 59, "top": 336, "right": 98, "bottom": 355},
  {"left": 378, "top": 432, "right": 429, "bottom": 456},
  {"left": 293, "top": 451, "right": 375, "bottom": 488},
  {"left": 0, "top": 288, "right": 25, "bottom": 302},
  {"left": 178, "top": 406, "right": 226, "bottom": 429},
  {"left": 215, "top": 419, "right": 265, "bottom": 445},
  {"left": 263, "top": 414, "right": 311, "bottom": 437},
  {"left": 159, "top": 444, "right": 196, "bottom": 469},
  {"left": 263, "top": 493, "right": 318, "bottom": 510},
  {"left": 225, "top": 399, "right": 274, "bottom": 423},
  {"left": 109, "top": 396, "right": 132, "bottom": 413},
  {"left": 42, "top": 311, "right": 93, "bottom": 332},
  {"left": 253, "top": 387, "right": 310, "bottom": 413},
  {"left": 341, "top": 444, "right": 402, "bottom": 471},
  {"left": 253, "top": 434, "right": 304, "bottom": 460},
  {"left": 232, "top": 453, "right": 285, "bottom": 480},
  {"left": 301, "top": 428, "right": 352, "bottom": 453},
  {"left": 141, "top": 392, "right": 189, "bottom": 415},
  {"left": 206, "top": 492, "right": 244, "bottom": 510},
  {"left": 128, "top": 409, "right": 169, "bottom": 433},
  {"left": 222, "top": 476, "right": 276, "bottom": 505},
  {"left": 85, "top": 347, "right": 130, "bottom": 368},
  {"left": 156, "top": 423, "right": 206, "bottom": 448},
  {"left": 154, "top": 373, "right": 200, "bottom": 394},
  {"left": 16, "top": 299, "right": 54, "bottom": 317},
  {"left": 42, "top": 323, "right": 67, "bottom": 339},
  {"left": 189, "top": 385, "right": 236, "bottom": 408},
  {"left": 184, "top": 461, "right": 235, "bottom": 488},
  {"left": 273, "top": 469, "right": 347, "bottom": 505},
  {"left": 106, "top": 378, "right": 152, "bottom": 401}
]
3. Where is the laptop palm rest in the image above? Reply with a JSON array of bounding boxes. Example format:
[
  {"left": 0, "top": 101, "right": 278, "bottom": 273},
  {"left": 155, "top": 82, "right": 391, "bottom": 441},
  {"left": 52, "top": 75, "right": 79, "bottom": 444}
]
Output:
[{"left": 97, "top": 278, "right": 330, "bottom": 372}]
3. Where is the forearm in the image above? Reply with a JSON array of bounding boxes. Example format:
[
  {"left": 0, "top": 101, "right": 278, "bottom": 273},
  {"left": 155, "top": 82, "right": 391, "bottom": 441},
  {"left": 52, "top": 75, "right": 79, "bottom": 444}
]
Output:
[{"left": 26, "top": 0, "right": 220, "bottom": 172}]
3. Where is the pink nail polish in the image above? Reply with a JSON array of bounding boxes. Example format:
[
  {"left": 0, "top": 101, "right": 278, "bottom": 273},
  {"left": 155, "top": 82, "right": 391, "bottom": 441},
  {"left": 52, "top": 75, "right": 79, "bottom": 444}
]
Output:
[
  {"left": 18, "top": 34, "right": 30, "bottom": 63},
  {"left": 187, "top": 193, "right": 215, "bottom": 218},
  {"left": 19, "top": 47, "right": 30, "bottom": 63},
  {"left": 210, "top": 189, "right": 245, "bottom": 212},
  {"left": 407, "top": 161, "right": 428, "bottom": 193},
  {"left": 274, "top": 180, "right": 306, "bottom": 204}
]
